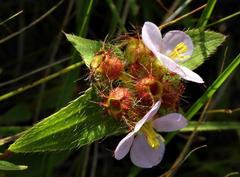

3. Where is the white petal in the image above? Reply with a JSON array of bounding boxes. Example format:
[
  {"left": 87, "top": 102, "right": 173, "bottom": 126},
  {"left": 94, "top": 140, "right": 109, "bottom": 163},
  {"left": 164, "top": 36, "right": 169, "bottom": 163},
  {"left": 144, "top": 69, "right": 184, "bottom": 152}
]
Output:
[
  {"left": 142, "top": 22, "right": 163, "bottom": 54},
  {"left": 153, "top": 113, "right": 188, "bottom": 132},
  {"left": 179, "top": 65, "right": 204, "bottom": 83},
  {"left": 155, "top": 52, "right": 204, "bottom": 83},
  {"left": 134, "top": 101, "right": 161, "bottom": 132},
  {"left": 155, "top": 52, "right": 185, "bottom": 75},
  {"left": 162, "top": 30, "right": 193, "bottom": 62},
  {"left": 130, "top": 134, "right": 165, "bottom": 168},
  {"left": 114, "top": 132, "right": 135, "bottom": 160}
]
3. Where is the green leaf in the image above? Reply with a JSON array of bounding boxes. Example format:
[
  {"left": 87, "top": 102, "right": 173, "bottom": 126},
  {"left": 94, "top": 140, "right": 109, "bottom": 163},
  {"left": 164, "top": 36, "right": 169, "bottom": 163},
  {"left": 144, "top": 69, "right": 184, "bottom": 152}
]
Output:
[
  {"left": 0, "top": 160, "right": 27, "bottom": 171},
  {"left": 9, "top": 88, "right": 124, "bottom": 153},
  {"left": 181, "top": 121, "right": 240, "bottom": 132},
  {"left": 65, "top": 33, "right": 102, "bottom": 67},
  {"left": 181, "top": 29, "right": 226, "bottom": 70}
]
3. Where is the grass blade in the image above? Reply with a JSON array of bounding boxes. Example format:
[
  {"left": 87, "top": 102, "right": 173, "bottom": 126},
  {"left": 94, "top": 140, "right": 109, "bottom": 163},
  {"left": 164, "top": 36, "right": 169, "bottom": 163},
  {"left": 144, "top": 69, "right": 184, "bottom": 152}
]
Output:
[
  {"left": 186, "top": 53, "right": 240, "bottom": 119},
  {"left": 166, "top": 53, "right": 240, "bottom": 142},
  {"left": 0, "top": 10, "right": 23, "bottom": 26},
  {"left": 106, "top": 0, "right": 126, "bottom": 33},
  {"left": 197, "top": 0, "right": 217, "bottom": 28},
  {"left": 181, "top": 121, "right": 240, "bottom": 132}
]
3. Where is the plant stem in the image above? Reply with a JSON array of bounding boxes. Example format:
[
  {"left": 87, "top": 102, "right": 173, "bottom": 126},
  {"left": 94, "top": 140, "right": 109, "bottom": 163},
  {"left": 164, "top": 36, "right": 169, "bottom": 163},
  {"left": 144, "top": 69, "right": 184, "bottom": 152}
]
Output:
[
  {"left": 161, "top": 100, "right": 211, "bottom": 177},
  {"left": 164, "top": 0, "right": 193, "bottom": 23},
  {"left": 0, "top": 62, "right": 84, "bottom": 102},
  {"left": 186, "top": 53, "right": 240, "bottom": 119},
  {"left": 207, "top": 11, "right": 240, "bottom": 28},
  {"left": 106, "top": 0, "right": 127, "bottom": 33},
  {"left": 0, "top": 10, "right": 23, "bottom": 26},
  {"left": 160, "top": 4, "right": 207, "bottom": 29},
  {"left": 0, "top": 0, "right": 64, "bottom": 44}
]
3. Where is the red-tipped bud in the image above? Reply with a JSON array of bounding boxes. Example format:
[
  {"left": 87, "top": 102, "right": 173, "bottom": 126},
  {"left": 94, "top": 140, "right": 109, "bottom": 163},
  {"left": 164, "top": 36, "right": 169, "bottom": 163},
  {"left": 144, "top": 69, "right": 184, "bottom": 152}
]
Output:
[
  {"left": 90, "top": 50, "right": 124, "bottom": 80},
  {"left": 102, "top": 56, "right": 124, "bottom": 80},
  {"left": 104, "top": 87, "right": 133, "bottom": 118},
  {"left": 135, "top": 76, "right": 162, "bottom": 104}
]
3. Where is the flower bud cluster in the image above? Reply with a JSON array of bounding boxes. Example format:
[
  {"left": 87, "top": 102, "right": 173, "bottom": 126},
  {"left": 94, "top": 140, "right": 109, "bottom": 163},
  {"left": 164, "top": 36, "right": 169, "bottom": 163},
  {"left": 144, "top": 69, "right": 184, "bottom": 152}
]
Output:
[{"left": 90, "top": 36, "right": 184, "bottom": 126}]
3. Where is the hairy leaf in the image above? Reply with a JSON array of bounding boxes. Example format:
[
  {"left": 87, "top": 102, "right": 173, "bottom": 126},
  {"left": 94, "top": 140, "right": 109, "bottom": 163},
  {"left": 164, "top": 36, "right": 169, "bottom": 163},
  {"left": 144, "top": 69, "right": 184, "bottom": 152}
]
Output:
[
  {"left": 181, "top": 29, "right": 226, "bottom": 69},
  {"left": 65, "top": 33, "right": 102, "bottom": 67},
  {"left": 0, "top": 160, "right": 27, "bottom": 171},
  {"left": 9, "top": 88, "right": 124, "bottom": 153}
]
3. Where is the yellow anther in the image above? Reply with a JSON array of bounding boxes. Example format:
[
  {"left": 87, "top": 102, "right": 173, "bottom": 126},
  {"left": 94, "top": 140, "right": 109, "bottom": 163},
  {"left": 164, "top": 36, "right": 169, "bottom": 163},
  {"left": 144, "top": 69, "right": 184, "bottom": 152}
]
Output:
[
  {"left": 141, "top": 123, "right": 161, "bottom": 149},
  {"left": 169, "top": 42, "right": 190, "bottom": 61}
]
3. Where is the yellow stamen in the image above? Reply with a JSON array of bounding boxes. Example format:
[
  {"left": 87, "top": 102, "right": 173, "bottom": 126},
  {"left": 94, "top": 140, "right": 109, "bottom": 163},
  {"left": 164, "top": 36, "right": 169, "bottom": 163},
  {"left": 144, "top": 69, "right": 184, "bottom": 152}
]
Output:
[
  {"left": 169, "top": 42, "right": 190, "bottom": 60},
  {"left": 141, "top": 123, "right": 164, "bottom": 149}
]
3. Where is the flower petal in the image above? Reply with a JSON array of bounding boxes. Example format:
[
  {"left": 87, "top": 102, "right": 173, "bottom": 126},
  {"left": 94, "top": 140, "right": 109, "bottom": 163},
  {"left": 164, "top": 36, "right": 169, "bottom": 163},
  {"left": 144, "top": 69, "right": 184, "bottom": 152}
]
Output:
[
  {"left": 162, "top": 30, "right": 193, "bottom": 62},
  {"left": 155, "top": 52, "right": 204, "bottom": 83},
  {"left": 134, "top": 101, "right": 161, "bottom": 132},
  {"left": 155, "top": 52, "right": 185, "bottom": 74},
  {"left": 153, "top": 113, "right": 188, "bottom": 132},
  {"left": 130, "top": 134, "right": 165, "bottom": 168},
  {"left": 179, "top": 65, "right": 204, "bottom": 83},
  {"left": 142, "top": 22, "right": 163, "bottom": 54},
  {"left": 114, "top": 132, "right": 135, "bottom": 160}
]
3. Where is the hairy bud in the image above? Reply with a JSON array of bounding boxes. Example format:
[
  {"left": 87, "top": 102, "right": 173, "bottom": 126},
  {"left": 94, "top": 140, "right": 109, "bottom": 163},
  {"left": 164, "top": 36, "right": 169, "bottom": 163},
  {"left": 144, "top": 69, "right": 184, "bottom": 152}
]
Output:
[
  {"left": 90, "top": 50, "right": 124, "bottom": 80},
  {"left": 125, "top": 37, "right": 152, "bottom": 63},
  {"left": 103, "top": 87, "right": 133, "bottom": 118},
  {"left": 102, "top": 56, "right": 124, "bottom": 80},
  {"left": 135, "top": 76, "right": 162, "bottom": 104}
]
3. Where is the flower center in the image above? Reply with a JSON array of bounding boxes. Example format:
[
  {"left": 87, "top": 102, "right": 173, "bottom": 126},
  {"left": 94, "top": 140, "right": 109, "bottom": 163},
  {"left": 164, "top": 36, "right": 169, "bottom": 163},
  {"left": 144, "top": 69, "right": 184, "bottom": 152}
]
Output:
[
  {"left": 141, "top": 123, "right": 164, "bottom": 149},
  {"left": 169, "top": 42, "right": 190, "bottom": 61}
]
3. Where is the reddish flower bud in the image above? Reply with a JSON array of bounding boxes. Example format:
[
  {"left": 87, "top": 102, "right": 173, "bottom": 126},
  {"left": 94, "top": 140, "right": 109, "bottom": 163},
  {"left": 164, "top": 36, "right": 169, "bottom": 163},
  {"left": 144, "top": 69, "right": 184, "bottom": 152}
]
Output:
[
  {"left": 101, "top": 56, "right": 124, "bottom": 80},
  {"left": 90, "top": 50, "right": 124, "bottom": 80},
  {"left": 135, "top": 76, "right": 162, "bottom": 104},
  {"left": 104, "top": 87, "right": 133, "bottom": 118}
]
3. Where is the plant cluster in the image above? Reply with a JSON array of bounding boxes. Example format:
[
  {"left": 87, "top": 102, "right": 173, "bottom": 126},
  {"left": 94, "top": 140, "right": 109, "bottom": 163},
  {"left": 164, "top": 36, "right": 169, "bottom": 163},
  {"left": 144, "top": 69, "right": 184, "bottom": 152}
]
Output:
[{"left": 89, "top": 22, "right": 202, "bottom": 168}]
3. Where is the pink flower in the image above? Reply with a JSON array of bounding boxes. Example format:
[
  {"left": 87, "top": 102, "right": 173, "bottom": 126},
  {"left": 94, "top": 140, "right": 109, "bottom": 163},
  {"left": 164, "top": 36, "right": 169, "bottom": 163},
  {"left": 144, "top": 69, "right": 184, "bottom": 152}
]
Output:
[
  {"left": 142, "top": 21, "right": 204, "bottom": 83},
  {"left": 114, "top": 101, "right": 188, "bottom": 168}
]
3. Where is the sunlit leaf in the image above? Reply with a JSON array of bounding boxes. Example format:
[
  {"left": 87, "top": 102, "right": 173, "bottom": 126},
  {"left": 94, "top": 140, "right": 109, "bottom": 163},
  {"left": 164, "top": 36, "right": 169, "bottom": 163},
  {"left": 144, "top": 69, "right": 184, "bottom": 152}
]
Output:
[
  {"left": 65, "top": 33, "right": 102, "bottom": 67},
  {"left": 9, "top": 88, "right": 124, "bottom": 153},
  {"left": 0, "top": 160, "right": 27, "bottom": 171},
  {"left": 181, "top": 29, "right": 226, "bottom": 70}
]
